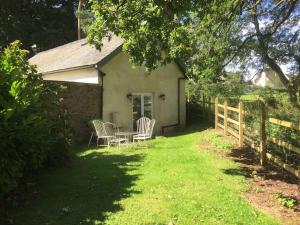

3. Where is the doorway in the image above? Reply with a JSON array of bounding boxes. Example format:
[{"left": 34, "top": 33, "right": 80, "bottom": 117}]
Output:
[{"left": 132, "top": 93, "right": 153, "bottom": 130}]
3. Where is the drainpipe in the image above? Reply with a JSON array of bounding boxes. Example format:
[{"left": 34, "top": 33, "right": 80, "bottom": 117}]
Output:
[
  {"left": 96, "top": 65, "right": 105, "bottom": 119},
  {"left": 161, "top": 77, "right": 185, "bottom": 135}
]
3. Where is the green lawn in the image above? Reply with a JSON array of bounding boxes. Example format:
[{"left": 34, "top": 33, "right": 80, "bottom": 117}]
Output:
[{"left": 4, "top": 123, "right": 279, "bottom": 225}]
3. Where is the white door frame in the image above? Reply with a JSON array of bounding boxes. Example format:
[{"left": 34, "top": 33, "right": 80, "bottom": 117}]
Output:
[{"left": 132, "top": 93, "right": 154, "bottom": 127}]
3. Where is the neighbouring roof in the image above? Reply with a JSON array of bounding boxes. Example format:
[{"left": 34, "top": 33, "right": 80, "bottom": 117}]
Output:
[
  {"left": 29, "top": 35, "right": 123, "bottom": 74},
  {"left": 254, "top": 69, "right": 286, "bottom": 90}
]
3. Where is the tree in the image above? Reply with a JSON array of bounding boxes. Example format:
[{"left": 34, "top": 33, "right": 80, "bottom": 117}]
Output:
[
  {"left": 77, "top": 0, "right": 83, "bottom": 40},
  {"left": 225, "top": 0, "right": 300, "bottom": 107},
  {"left": 87, "top": 0, "right": 239, "bottom": 72},
  {"left": 0, "top": 41, "right": 70, "bottom": 195},
  {"left": 87, "top": 0, "right": 300, "bottom": 107},
  {"left": 0, "top": 0, "right": 77, "bottom": 52},
  {"left": 76, "top": 0, "right": 93, "bottom": 39}
]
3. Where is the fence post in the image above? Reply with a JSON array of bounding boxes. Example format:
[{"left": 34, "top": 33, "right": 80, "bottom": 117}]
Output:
[
  {"left": 215, "top": 98, "right": 218, "bottom": 129},
  {"left": 238, "top": 101, "right": 244, "bottom": 148},
  {"left": 224, "top": 100, "right": 228, "bottom": 135},
  {"left": 259, "top": 100, "right": 267, "bottom": 166}
]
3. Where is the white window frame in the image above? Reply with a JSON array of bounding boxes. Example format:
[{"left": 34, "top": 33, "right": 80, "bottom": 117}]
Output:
[{"left": 132, "top": 92, "right": 154, "bottom": 119}]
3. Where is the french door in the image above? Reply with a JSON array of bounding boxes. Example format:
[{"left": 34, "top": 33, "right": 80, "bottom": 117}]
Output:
[{"left": 132, "top": 93, "right": 153, "bottom": 130}]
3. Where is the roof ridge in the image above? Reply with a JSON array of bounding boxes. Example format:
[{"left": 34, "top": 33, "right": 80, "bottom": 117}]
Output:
[{"left": 34, "top": 38, "right": 88, "bottom": 56}]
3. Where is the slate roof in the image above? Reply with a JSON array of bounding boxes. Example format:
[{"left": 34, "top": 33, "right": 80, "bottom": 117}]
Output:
[{"left": 29, "top": 35, "right": 123, "bottom": 74}]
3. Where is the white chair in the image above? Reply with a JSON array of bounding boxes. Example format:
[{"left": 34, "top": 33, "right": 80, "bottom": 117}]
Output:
[
  {"left": 88, "top": 119, "right": 103, "bottom": 147},
  {"left": 133, "top": 119, "right": 156, "bottom": 145},
  {"left": 91, "top": 120, "right": 127, "bottom": 148},
  {"left": 136, "top": 116, "right": 151, "bottom": 135}
]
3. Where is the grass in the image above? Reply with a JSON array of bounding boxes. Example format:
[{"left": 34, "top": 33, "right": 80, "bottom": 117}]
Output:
[{"left": 4, "top": 123, "right": 279, "bottom": 225}]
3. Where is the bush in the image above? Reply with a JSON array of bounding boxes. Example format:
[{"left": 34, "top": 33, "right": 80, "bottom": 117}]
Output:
[{"left": 0, "top": 41, "right": 70, "bottom": 197}]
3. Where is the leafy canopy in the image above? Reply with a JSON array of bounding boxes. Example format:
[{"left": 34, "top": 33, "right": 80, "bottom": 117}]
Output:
[
  {"left": 87, "top": 0, "right": 240, "bottom": 76},
  {"left": 0, "top": 0, "right": 77, "bottom": 52},
  {"left": 87, "top": 0, "right": 300, "bottom": 105}
]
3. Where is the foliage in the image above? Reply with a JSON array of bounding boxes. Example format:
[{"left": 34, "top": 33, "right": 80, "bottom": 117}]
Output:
[
  {"left": 87, "top": 0, "right": 239, "bottom": 75},
  {"left": 3, "top": 124, "right": 279, "bottom": 225},
  {"left": 225, "top": 0, "right": 300, "bottom": 107},
  {"left": 0, "top": 41, "right": 70, "bottom": 196},
  {"left": 186, "top": 72, "right": 246, "bottom": 101},
  {"left": 275, "top": 193, "right": 297, "bottom": 209},
  {"left": 87, "top": 0, "right": 300, "bottom": 107},
  {"left": 186, "top": 80, "right": 201, "bottom": 103},
  {"left": 201, "top": 72, "right": 246, "bottom": 98},
  {"left": 76, "top": 0, "right": 94, "bottom": 37},
  {"left": 186, "top": 73, "right": 246, "bottom": 122},
  {"left": 0, "top": 0, "right": 77, "bottom": 52},
  {"left": 239, "top": 90, "right": 300, "bottom": 168}
]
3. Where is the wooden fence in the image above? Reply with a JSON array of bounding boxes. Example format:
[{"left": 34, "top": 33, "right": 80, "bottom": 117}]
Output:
[
  {"left": 215, "top": 98, "right": 300, "bottom": 179},
  {"left": 197, "top": 96, "right": 215, "bottom": 122}
]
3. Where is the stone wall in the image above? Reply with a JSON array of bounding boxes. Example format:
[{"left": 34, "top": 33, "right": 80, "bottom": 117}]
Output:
[{"left": 47, "top": 81, "right": 102, "bottom": 142}]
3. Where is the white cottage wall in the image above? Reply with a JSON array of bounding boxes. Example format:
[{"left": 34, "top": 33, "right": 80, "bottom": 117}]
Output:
[{"left": 101, "top": 52, "right": 186, "bottom": 134}]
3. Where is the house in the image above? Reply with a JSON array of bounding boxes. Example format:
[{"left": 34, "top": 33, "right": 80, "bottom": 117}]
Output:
[
  {"left": 253, "top": 69, "right": 286, "bottom": 90},
  {"left": 29, "top": 35, "right": 186, "bottom": 139}
]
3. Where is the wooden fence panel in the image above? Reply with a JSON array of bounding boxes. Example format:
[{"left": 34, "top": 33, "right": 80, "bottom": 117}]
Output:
[{"left": 212, "top": 97, "right": 300, "bottom": 179}]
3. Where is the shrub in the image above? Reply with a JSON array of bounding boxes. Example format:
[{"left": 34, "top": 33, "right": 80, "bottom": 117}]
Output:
[
  {"left": 0, "top": 41, "right": 70, "bottom": 197},
  {"left": 275, "top": 193, "right": 297, "bottom": 208}
]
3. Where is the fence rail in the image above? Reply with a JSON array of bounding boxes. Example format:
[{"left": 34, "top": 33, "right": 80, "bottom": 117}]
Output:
[{"left": 214, "top": 98, "right": 300, "bottom": 179}]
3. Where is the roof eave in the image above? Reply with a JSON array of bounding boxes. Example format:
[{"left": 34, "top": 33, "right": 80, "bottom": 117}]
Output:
[{"left": 41, "top": 64, "right": 96, "bottom": 75}]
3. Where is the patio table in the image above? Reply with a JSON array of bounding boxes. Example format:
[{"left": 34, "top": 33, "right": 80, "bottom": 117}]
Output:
[{"left": 116, "top": 131, "right": 138, "bottom": 143}]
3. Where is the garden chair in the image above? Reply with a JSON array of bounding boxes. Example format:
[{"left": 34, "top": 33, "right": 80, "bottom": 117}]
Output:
[
  {"left": 88, "top": 119, "right": 102, "bottom": 147},
  {"left": 102, "top": 122, "right": 128, "bottom": 147},
  {"left": 90, "top": 120, "right": 127, "bottom": 148},
  {"left": 136, "top": 116, "right": 151, "bottom": 135},
  {"left": 133, "top": 119, "right": 156, "bottom": 146}
]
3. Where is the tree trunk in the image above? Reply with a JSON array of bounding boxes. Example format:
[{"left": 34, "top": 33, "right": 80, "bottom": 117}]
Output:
[
  {"left": 77, "top": 0, "right": 82, "bottom": 40},
  {"left": 251, "top": 7, "right": 299, "bottom": 108}
]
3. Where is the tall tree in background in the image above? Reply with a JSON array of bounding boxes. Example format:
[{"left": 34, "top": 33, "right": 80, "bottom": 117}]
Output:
[
  {"left": 79, "top": 9, "right": 94, "bottom": 37},
  {"left": 0, "top": 0, "right": 77, "bottom": 52},
  {"left": 87, "top": 0, "right": 300, "bottom": 107},
  {"left": 225, "top": 0, "right": 300, "bottom": 106},
  {"left": 77, "top": 0, "right": 83, "bottom": 40},
  {"left": 76, "top": 0, "right": 92, "bottom": 40}
]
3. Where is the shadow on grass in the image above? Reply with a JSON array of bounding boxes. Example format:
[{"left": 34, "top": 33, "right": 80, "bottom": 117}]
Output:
[
  {"left": 3, "top": 150, "right": 144, "bottom": 225},
  {"left": 222, "top": 146, "right": 299, "bottom": 185}
]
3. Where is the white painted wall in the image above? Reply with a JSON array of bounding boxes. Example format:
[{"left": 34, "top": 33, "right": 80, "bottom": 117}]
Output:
[
  {"left": 255, "top": 70, "right": 286, "bottom": 89},
  {"left": 256, "top": 72, "right": 267, "bottom": 87},
  {"left": 101, "top": 52, "right": 186, "bottom": 134},
  {"left": 43, "top": 67, "right": 99, "bottom": 84}
]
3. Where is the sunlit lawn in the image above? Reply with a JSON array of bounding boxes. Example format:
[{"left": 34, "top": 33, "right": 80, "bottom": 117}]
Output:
[{"left": 4, "top": 123, "right": 279, "bottom": 225}]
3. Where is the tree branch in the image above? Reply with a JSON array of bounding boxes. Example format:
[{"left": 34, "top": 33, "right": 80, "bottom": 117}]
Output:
[
  {"left": 222, "top": 34, "right": 256, "bottom": 68},
  {"left": 253, "top": 0, "right": 285, "bottom": 16},
  {"left": 268, "top": 0, "right": 297, "bottom": 37},
  {"left": 213, "top": 0, "right": 244, "bottom": 36},
  {"left": 251, "top": 4, "right": 299, "bottom": 106}
]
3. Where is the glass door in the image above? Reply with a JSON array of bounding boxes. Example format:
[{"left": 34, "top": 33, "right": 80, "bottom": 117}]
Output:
[{"left": 132, "top": 93, "right": 153, "bottom": 130}]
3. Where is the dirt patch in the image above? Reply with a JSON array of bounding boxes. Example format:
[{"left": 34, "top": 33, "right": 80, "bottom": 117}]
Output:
[
  {"left": 197, "top": 128, "right": 215, "bottom": 150},
  {"left": 228, "top": 147, "right": 300, "bottom": 225},
  {"left": 200, "top": 130, "right": 300, "bottom": 225},
  {"left": 198, "top": 140, "right": 214, "bottom": 150}
]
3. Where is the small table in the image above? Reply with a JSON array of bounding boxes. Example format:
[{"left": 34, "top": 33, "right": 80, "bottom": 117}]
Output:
[{"left": 116, "top": 131, "right": 137, "bottom": 143}]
